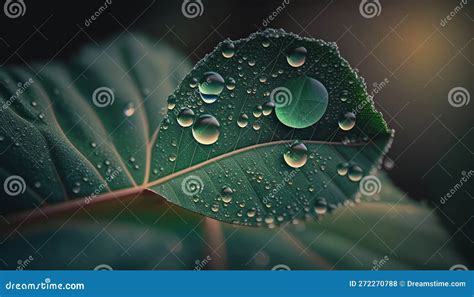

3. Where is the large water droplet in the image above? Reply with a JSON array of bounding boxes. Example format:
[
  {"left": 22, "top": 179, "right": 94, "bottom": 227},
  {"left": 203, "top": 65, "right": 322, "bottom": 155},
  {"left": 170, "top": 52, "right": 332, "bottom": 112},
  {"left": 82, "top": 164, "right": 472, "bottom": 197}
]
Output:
[
  {"left": 286, "top": 47, "right": 307, "bottom": 68},
  {"left": 283, "top": 141, "right": 308, "bottom": 168},
  {"left": 199, "top": 72, "right": 225, "bottom": 104},
  {"left": 274, "top": 76, "right": 328, "bottom": 129},
  {"left": 192, "top": 114, "right": 220, "bottom": 145},
  {"left": 177, "top": 108, "right": 195, "bottom": 127},
  {"left": 348, "top": 165, "right": 363, "bottom": 181},
  {"left": 221, "top": 41, "right": 235, "bottom": 58},
  {"left": 338, "top": 112, "right": 356, "bottom": 131}
]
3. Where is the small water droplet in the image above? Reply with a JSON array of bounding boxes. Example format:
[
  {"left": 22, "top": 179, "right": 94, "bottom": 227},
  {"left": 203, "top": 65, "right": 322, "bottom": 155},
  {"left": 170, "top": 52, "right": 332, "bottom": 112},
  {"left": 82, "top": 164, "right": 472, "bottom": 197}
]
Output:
[
  {"left": 123, "top": 103, "right": 135, "bottom": 117},
  {"left": 286, "top": 46, "right": 307, "bottom": 68},
  {"left": 338, "top": 112, "right": 356, "bottom": 131},
  {"left": 192, "top": 114, "right": 220, "bottom": 145},
  {"left": 247, "top": 208, "right": 256, "bottom": 218},
  {"left": 262, "top": 39, "right": 270, "bottom": 48},
  {"left": 262, "top": 101, "right": 274, "bottom": 116},
  {"left": 348, "top": 165, "right": 363, "bottom": 181},
  {"left": 283, "top": 141, "right": 308, "bottom": 168},
  {"left": 199, "top": 72, "right": 225, "bottom": 104},
  {"left": 221, "top": 41, "right": 235, "bottom": 58},
  {"left": 221, "top": 186, "right": 233, "bottom": 203},
  {"left": 237, "top": 114, "right": 249, "bottom": 128},
  {"left": 189, "top": 78, "right": 198, "bottom": 88},
  {"left": 226, "top": 77, "right": 236, "bottom": 90},
  {"left": 253, "top": 105, "right": 263, "bottom": 118},
  {"left": 314, "top": 198, "right": 328, "bottom": 215},
  {"left": 167, "top": 96, "right": 176, "bottom": 110},
  {"left": 337, "top": 162, "right": 349, "bottom": 176},
  {"left": 177, "top": 108, "right": 195, "bottom": 127}
]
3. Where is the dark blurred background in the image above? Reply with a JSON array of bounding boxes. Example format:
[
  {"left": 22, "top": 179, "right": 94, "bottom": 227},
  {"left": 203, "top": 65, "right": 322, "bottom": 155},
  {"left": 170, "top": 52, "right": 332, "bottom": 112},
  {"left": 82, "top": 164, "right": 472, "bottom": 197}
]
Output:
[{"left": 1, "top": 0, "right": 472, "bottom": 261}]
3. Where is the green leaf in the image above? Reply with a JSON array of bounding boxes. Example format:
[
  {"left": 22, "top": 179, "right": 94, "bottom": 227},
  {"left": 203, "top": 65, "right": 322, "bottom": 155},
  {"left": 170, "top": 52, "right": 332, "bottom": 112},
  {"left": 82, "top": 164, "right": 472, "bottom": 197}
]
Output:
[
  {"left": 0, "top": 29, "right": 392, "bottom": 226},
  {"left": 0, "top": 175, "right": 462, "bottom": 269}
]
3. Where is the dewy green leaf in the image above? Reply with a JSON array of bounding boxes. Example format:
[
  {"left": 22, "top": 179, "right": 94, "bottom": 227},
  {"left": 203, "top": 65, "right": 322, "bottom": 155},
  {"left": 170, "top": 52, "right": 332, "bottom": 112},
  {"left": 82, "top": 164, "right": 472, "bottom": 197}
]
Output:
[{"left": 0, "top": 29, "right": 393, "bottom": 227}]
